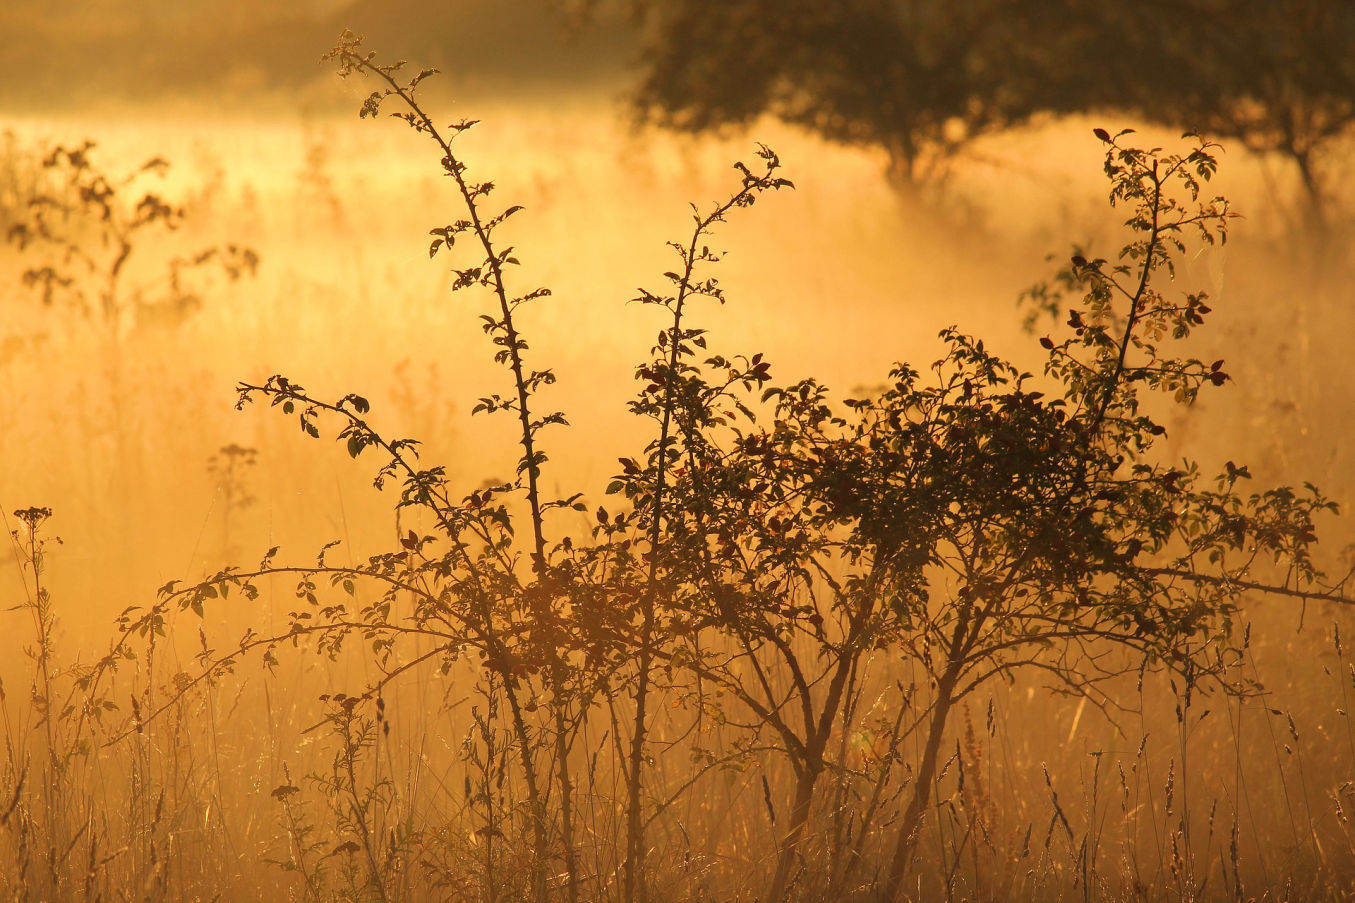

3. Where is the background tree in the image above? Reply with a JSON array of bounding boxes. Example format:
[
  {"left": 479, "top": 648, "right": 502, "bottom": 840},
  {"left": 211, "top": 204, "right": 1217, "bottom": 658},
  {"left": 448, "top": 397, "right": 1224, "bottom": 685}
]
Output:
[
  {"left": 614, "top": 0, "right": 1077, "bottom": 187},
  {"left": 596, "top": 0, "right": 1355, "bottom": 217},
  {"left": 1109, "top": 0, "right": 1355, "bottom": 229}
]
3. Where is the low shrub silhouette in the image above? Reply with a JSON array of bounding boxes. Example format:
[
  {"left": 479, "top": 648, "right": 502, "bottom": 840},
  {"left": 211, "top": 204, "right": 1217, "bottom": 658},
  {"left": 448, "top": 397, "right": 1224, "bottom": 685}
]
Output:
[
  {"left": 5, "top": 139, "right": 257, "bottom": 337},
  {"left": 6, "top": 31, "right": 1354, "bottom": 903}
]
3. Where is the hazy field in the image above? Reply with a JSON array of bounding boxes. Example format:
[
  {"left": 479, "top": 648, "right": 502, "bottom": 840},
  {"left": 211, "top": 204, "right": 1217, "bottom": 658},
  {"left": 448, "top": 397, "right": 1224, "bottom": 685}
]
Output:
[{"left": 2, "top": 89, "right": 1353, "bottom": 901}]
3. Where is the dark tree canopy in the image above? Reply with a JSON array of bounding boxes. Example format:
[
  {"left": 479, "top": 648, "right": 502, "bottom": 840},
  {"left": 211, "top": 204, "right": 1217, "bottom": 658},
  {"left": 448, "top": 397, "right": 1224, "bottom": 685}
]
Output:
[
  {"left": 609, "top": 0, "right": 1355, "bottom": 216},
  {"left": 624, "top": 0, "right": 1083, "bottom": 184},
  {"left": 1115, "top": 0, "right": 1355, "bottom": 225}
]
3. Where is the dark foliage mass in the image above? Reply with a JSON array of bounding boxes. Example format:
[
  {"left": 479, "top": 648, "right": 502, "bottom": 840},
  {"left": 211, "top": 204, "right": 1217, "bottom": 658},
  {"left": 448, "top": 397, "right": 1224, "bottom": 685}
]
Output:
[{"left": 613, "top": 0, "right": 1354, "bottom": 219}]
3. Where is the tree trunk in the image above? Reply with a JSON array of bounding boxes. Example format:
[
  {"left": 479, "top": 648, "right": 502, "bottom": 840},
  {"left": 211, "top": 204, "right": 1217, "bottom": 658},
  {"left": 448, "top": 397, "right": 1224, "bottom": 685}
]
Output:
[
  {"left": 1291, "top": 146, "right": 1327, "bottom": 235},
  {"left": 765, "top": 763, "right": 822, "bottom": 903},
  {"left": 554, "top": 699, "right": 579, "bottom": 903},
  {"left": 880, "top": 670, "right": 958, "bottom": 903},
  {"left": 503, "top": 684, "right": 550, "bottom": 903},
  {"left": 623, "top": 640, "right": 654, "bottom": 903}
]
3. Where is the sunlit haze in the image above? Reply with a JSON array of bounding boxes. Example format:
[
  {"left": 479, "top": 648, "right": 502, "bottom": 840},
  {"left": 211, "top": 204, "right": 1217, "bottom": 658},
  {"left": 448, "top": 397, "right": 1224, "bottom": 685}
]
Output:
[{"left": 2, "top": 3, "right": 1353, "bottom": 901}]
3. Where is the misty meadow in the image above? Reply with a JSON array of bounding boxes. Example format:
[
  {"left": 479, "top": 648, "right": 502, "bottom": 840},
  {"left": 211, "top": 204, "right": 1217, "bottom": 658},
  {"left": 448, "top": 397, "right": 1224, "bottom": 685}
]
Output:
[{"left": 3, "top": 5, "right": 1355, "bottom": 902}]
